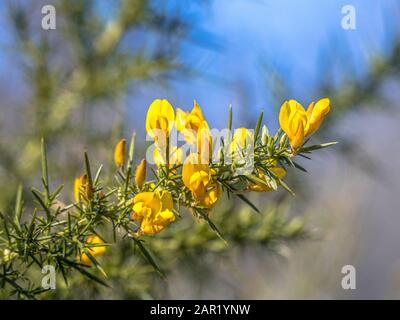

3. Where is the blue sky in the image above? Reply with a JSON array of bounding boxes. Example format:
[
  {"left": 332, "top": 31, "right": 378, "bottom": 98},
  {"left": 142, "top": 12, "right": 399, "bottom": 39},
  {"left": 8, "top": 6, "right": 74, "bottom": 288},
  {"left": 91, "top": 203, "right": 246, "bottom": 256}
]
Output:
[
  {"left": 0, "top": 0, "right": 399, "bottom": 133},
  {"left": 127, "top": 0, "right": 400, "bottom": 134}
]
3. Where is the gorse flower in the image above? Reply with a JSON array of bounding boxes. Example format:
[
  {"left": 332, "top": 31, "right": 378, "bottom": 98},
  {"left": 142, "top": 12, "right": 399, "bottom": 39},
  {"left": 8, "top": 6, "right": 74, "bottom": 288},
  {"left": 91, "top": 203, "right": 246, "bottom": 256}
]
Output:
[
  {"left": 197, "top": 120, "right": 212, "bottom": 164},
  {"left": 146, "top": 99, "right": 175, "bottom": 145},
  {"left": 279, "top": 98, "right": 330, "bottom": 151},
  {"left": 135, "top": 159, "right": 147, "bottom": 189},
  {"left": 304, "top": 98, "right": 331, "bottom": 136},
  {"left": 176, "top": 100, "right": 206, "bottom": 144},
  {"left": 74, "top": 175, "right": 84, "bottom": 202},
  {"left": 74, "top": 174, "right": 92, "bottom": 202},
  {"left": 176, "top": 100, "right": 213, "bottom": 163},
  {"left": 78, "top": 235, "right": 106, "bottom": 266},
  {"left": 279, "top": 100, "right": 308, "bottom": 151},
  {"left": 182, "top": 153, "right": 221, "bottom": 208},
  {"left": 132, "top": 191, "right": 175, "bottom": 235},
  {"left": 114, "top": 138, "right": 126, "bottom": 168}
]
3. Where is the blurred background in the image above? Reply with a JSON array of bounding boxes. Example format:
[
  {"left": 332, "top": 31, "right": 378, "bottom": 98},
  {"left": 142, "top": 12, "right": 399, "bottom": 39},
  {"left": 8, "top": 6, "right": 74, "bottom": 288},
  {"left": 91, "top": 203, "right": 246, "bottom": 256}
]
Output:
[{"left": 1, "top": 0, "right": 400, "bottom": 299}]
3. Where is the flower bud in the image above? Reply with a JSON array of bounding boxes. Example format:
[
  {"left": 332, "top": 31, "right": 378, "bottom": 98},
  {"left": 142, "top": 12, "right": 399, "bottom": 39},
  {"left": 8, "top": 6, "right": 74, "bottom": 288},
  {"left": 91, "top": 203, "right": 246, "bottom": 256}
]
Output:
[
  {"left": 261, "top": 125, "right": 269, "bottom": 146},
  {"left": 3, "top": 249, "right": 18, "bottom": 263},
  {"left": 218, "top": 146, "right": 224, "bottom": 164},
  {"left": 135, "top": 159, "right": 147, "bottom": 189},
  {"left": 74, "top": 174, "right": 92, "bottom": 202},
  {"left": 279, "top": 133, "right": 288, "bottom": 147},
  {"left": 114, "top": 139, "right": 126, "bottom": 168}
]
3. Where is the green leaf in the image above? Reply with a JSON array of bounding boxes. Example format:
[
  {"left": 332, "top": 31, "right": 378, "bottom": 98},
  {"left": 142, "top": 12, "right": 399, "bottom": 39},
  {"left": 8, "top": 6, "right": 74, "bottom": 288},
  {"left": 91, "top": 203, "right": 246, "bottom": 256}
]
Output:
[
  {"left": 84, "top": 152, "right": 93, "bottom": 189},
  {"left": 57, "top": 258, "right": 69, "bottom": 286},
  {"left": 219, "top": 180, "right": 237, "bottom": 193},
  {"left": 131, "top": 237, "right": 165, "bottom": 278},
  {"left": 31, "top": 189, "right": 51, "bottom": 219},
  {"left": 62, "top": 258, "right": 109, "bottom": 288},
  {"left": 0, "top": 211, "right": 11, "bottom": 244},
  {"left": 299, "top": 141, "right": 338, "bottom": 153},
  {"left": 41, "top": 138, "right": 49, "bottom": 196},
  {"left": 292, "top": 160, "right": 308, "bottom": 173},
  {"left": 14, "top": 185, "right": 23, "bottom": 229},
  {"left": 227, "top": 104, "right": 233, "bottom": 132},
  {"left": 27, "top": 209, "right": 38, "bottom": 235},
  {"left": 49, "top": 184, "right": 64, "bottom": 202},
  {"left": 254, "top": 111, "right": 263, "bottom": 144},
  {"left": 128, "top": 131, "right": 136, "bottom": 166},
  {"left": 236, "top": 194, "right": 261, "bottom": 214},
  {"left": 93, "top": 165, "right": 103, "bottom": 185},
  {"left": 273, "top": 128, "right": 282, "bottom": 143},
  {"left": 82, "top": 249, "right": 108, "bottom": 278},
  {"left": 246, "top": 174, "right": 271, "bottom": 190},
  {"left": 278, "top": 179, "right": 295, "bottom": 196},
  {"left": 198, "top": 210, "right": 228, "bottom": 245},
  {"left": 124, "top": 132, "right": 136, "bottom": 195}
]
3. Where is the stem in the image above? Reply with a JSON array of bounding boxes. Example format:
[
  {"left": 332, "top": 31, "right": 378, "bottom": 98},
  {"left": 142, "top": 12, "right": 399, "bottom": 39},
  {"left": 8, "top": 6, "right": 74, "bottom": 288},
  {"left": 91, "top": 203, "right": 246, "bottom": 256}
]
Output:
[{"left": 166, "top": 135, "right": 170, "bottom": 177}]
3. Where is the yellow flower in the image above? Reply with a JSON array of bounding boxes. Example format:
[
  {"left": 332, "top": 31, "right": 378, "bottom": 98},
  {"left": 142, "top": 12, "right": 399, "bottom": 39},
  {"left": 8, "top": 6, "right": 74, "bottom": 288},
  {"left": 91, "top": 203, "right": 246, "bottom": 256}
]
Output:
[
  {"left": 249, "top": 164, "right": 287, "bottom": 192},
  {"left": 197, "top": 120, "right": 212, "bottom": 164},
  {"left": 279, "top": 98, "right": 330, "bottom": 150},
  {"left": 279, "top": 100, "right": 308, "bottom": 150},
  {"left": 135, "top": 159, "right": 147, "bottom": 189},
  {"left": 78, "top": 235, "right": 106, "bottom": 266},
  {"left": 153, "top": 145, "right": 183, "bottom": 168},
  {"left": 74, "top": 174, "right": 92, "bottom": 202},
  {"left": 182, "top": 153, "right": 221, "bottom": 208},
  {"left": 132, "top": 191, "right": 175, "bottom": 235},
  {"left": 114, "top": 138, "right": 126, "bottom": 168},
  {"left": 146, "top": 99, "right": 175, "bottom": 145},
  {"left": 230, "top": 127, "right": 254, "bottom": 159},
  {"left": 176, "top": 100, "right": 206, "bottom": 144},
  {"left": 74, "top": 176, "right": 83, "bottom": 202},
  {"left": 305, "top": 98, "right": 330, "bottom": 136}
]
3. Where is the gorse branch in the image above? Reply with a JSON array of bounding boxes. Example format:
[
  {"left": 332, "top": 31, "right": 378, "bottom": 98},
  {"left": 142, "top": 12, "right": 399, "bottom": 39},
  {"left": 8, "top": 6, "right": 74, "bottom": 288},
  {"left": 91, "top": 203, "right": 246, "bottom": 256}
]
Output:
[{"left": 0, "top": 98, "right": 336, "bottom": 299}]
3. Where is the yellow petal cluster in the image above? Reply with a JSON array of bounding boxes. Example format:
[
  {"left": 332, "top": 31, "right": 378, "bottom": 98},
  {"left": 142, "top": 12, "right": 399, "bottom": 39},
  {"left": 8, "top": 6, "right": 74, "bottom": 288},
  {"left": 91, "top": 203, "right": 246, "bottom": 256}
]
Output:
[
  {"left": 146, "top": 99, "right": 175, "bottom": 145},
  {"left": 78, "top": 235, "right": 106, "bottom": 266},
  {"left": 182, "top": 153, "right": 221, "bottom": 208},
  {"left": 279, "top": 98, "right": 330, "bottom": 150},
  {"left": 176, "top": 100, "right": 206, "bottom": 144},
  {"left": 132, "top": 190, "right": 175, "bottom": 235}
]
